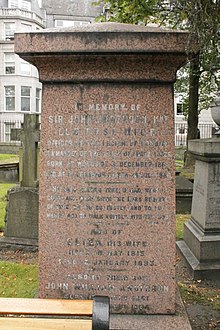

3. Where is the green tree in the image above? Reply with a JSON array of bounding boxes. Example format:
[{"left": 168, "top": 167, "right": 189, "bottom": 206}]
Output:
[
  {"left": 169, "top": 1, "right": 220, "bottom": 166},
  {"left": 95, "top": 0, "right": 220, "bottom": 166}
]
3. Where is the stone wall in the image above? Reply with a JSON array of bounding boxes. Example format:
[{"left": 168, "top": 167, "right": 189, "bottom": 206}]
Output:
[{"left": 0, "top": 143, "right": 20, "bottom": 155}]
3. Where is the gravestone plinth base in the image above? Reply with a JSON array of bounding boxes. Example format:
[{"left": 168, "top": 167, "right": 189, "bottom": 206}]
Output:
[
  {"left": 177, "top": 138, "right": 220, "bottom": 281},
  {"left": 177, "top": 217, "right": 220, "bottom": 281},
  {"left": 177, "top": 240, "right": 220, "bottom": 281},
  {"left": 110, "top": 290, "right": 191, "bottom": 329},
  {"left": 0, "top": 186, "right": 38, "bottom": 251},
  {"left": 0, "top": 236, "right": 38, "bottom": 251}
]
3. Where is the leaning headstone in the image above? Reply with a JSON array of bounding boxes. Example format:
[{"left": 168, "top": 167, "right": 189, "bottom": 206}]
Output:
[
  {"left": 0, "top": 114, "right": 40, "bottom": 250},
  {"left": 15, "top": 23, "right": 195, "bottom": 328}
]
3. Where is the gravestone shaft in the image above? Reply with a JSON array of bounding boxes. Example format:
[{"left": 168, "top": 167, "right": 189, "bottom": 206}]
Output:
[
  {"left": 11, "top": 114, "right": 40, "bottom": 188},
  {"left": 15, "top": 23, "right": 192, "bottom": 315}
]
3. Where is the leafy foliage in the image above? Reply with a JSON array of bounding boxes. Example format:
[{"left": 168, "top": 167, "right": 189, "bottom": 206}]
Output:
[
  {"left": 95, "top": 0, "right": 220, "bottom": 116},
  {"left": 95, "top": 0, "right": 158, "bottom": 24}
]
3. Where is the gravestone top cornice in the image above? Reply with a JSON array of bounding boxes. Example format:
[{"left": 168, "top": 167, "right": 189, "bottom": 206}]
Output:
[
  {"left": 15, "top": 22, "right": 197, "bottom": 56},
  {"left": 22, "top": 22, "right": 185, "bottom": 34},
  {"left": 188, "top": 138, "right": 220, "bottom": 160}
]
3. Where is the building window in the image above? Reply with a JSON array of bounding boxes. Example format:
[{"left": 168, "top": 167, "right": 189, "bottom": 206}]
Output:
[
  {"left": 20, "top": 59, "right": 31, "bottom": 75},
  {"left": 4, "top": 22, "right": 15, "bottom": 40},
  {"left": 21, "top": 86, "right": 31, "bottom": 112},
  {"left": 177, "top": 103, "right": 184, "bottom": 115},
  {"left": 8, "top": 0, "right": 31, "bottom": 11},
  {"left": 55, "top": 20, "right": 89, "bottom": 27},
  {"left": 5, "top": 122, "right": 15, "bottom": 142},
  {"left": 5, "top": 53, "right": 15, "bottom": 74},
  {"left": 36, "top": 88, "right": 41, "bottom": 113},
  {"left": 5, "top": 86, "right": 15, "bottom": 111},
  {"left": 21, "top": 23, "right": 32, "bottom": 31}
]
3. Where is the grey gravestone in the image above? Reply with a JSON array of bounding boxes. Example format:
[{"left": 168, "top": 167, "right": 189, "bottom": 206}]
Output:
[
  {"left": 177, "top": 137, "right": 220, "bottom": 280},
  {"left": 176, "top": 176, "right": 193, "bottom": 214},
  {"left": 11, "top": 114, "right": 40, "bottom": 188},
  {"left": 0, "top": 163, "right": 19, "bottom": 183},
  {"left": 0, "top": 114, "right": 40, "bottom": 250},
  {"left": 4, "top": 186, "right": 38, "bottom": 240}
]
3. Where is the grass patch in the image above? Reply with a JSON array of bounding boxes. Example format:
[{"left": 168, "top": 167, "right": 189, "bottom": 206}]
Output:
[
  {"left": 176, "top": 214, "right": 189, "bottom": 240},
  {"left": 176, "top": 159, "right": 184, "bottom": 172},
  {"left": 0, "top": 183, "right": 15, "bottom": 230},
  {"left": 178, "top": 282, "right": 220, "bottom": 311},
  {"left": 0, "top": 261, "right": 38, "bottom": 298},
  {"left": 175, "top": 147, "right": 186, "bottom": 162},
  {"left": 0, "top": 154, "right": 19, "bottom": 164},
  {"left": 176, "top": 159, "right": 184, "bottom": 165}
]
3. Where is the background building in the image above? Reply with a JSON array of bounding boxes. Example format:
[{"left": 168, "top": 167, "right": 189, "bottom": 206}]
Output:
[
  {"left": 42, "top": 0, "right": 103, "bottom": 28},
  {"left": 0, "top": 0, "right": 103, "bottom": 142},
  {"left": 0, "top": 0, "right": 45, "bottom": 141}
]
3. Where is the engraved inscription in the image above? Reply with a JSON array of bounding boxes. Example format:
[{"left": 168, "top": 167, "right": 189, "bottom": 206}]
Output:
[{"left": 40, "top": 85, "right": 176, "bottom": 314}]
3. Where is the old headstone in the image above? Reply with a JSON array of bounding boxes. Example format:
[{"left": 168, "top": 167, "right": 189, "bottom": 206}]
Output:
[
  {"left": 15, "top": 23, "right": 195, "bottom": 327},
  {"left": 0, "top": 114, "right": 40, "bottom": 250},
  {"left": 177, "top": 137, "right": 220, "bottom": 281},
  {"left": 4, "top": 186, "right": 38, "bottom": 241},
  {"left": 0, "top": 163, "right": 18, "bottom": 183},
  {"left": 176, "top": 176, "right": 193, "bottom": 214}
]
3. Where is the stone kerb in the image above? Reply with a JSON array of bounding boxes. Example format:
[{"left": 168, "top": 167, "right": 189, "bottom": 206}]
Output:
[{"left": 15, "top": 23, "right": 192, "bottom": 317}]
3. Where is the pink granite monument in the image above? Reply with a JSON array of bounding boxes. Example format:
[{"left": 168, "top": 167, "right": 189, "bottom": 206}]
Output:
[{"left": 15, "top": 23, "right": 194, "bottom": 326}]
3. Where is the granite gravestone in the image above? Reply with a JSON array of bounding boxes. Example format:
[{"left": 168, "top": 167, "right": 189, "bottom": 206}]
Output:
[{"left": 15, "top": 23, "right": 192, "bottom": 318}]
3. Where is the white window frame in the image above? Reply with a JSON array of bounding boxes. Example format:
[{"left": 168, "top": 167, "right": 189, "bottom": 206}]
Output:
[
  {"left": 36, "top": 88, "right": 41, "bottom": 113},
  {"left": 4, "top": 22, "right": 15, "bottom": 41},
  {"left": 21, "top": 86, "right": 31, "bottom": 112},
  {"left": 55, "top": 20, "right": 89, "bottom": 27},
  {"left": 5, "top": 86, "right": 15, "bottom": 111},
  {"left": 8, "top": 0, "right": 31, "bottom": 11},
  {"left": 4, "top": 122, "right": 15, "bottom": 142},
  {"left": 5, "top": 53, "right": 15, "bottom": 75}
]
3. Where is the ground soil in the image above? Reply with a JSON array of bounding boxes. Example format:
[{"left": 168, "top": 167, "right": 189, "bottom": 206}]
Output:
[
  {"left": 176, "top": 252, "right": 220, "bottom": 330},
  {"left": 0, "top": 247, "right": 219, "bottom": 329}
]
